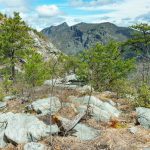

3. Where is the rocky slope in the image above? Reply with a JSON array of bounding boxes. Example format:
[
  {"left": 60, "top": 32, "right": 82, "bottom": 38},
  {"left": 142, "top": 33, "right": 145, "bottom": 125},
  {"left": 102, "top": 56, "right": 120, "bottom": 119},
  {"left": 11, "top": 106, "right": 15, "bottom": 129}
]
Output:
[
  {"left": 30, "top": 30, "right": 61, "bottom": 60},
  {"left": 42, "top": 22, "right": 133, "bottom": 55},
  {"left": 0, "top": 76, "right": 149, "bottom": 149}
]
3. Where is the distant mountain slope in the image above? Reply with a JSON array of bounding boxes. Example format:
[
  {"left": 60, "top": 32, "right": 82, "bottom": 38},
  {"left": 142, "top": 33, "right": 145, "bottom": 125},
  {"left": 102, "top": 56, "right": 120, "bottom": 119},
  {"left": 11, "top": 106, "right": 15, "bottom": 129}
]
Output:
[{"left": 41, "top": 22, "right": 133, "bottom": 55}]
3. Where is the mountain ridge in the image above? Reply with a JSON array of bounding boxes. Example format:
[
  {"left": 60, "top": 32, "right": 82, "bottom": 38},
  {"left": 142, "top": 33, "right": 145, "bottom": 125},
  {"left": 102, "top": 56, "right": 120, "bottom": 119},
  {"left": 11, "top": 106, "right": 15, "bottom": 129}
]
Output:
[{"left": 41, "top": 22, "right": 134, "bottom": 55}]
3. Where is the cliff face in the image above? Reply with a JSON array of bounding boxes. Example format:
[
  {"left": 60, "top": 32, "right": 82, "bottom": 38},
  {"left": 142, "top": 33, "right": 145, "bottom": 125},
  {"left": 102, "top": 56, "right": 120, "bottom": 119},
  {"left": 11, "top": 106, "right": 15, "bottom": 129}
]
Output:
[{"left": 42, "top": 22, "right": 133, "bottom": 55}]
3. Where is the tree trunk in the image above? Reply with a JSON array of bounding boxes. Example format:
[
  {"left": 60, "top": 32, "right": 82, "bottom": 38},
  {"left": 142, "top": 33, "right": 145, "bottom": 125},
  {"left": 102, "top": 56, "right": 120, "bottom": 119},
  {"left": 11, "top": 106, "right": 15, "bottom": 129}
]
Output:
[{"left": 11, "top": 50, "right": 15, "bottom": 82}]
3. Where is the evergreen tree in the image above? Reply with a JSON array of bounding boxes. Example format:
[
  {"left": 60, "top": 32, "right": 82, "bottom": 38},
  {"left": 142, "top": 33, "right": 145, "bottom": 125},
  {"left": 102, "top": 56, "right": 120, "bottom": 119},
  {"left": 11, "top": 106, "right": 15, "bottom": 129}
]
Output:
[
  {"left": 23, "top": 52, "right": 48, "bottom": 87},
  {"left": 77, "top": 42, "right": 135, "bottom": 91},
  {"left": 0, "top": 12, "right": 33, "bottom": 81},
  {"left": 126, "top": 23, "right": 150, "bottom": 84},
  {"left": 128, "top": 23, "right": 150, "bottom": 57}
]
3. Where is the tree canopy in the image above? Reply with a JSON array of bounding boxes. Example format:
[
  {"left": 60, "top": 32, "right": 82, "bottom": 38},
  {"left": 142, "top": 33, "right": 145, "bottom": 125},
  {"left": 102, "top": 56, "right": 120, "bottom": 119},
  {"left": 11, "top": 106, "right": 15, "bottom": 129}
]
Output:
[
  {"left": 0, "top": 12, "right": 33, "bottom": 81},
  {"left": 77, "top": 42, "right": 135, "bottom": 91}
]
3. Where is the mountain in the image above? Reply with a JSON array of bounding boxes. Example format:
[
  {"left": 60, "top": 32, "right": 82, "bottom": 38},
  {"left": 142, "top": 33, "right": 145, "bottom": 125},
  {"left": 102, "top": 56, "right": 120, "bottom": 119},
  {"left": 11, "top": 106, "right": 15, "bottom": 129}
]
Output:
[{"left": 41, "top": 22, "right": 133, "bottom": 55}]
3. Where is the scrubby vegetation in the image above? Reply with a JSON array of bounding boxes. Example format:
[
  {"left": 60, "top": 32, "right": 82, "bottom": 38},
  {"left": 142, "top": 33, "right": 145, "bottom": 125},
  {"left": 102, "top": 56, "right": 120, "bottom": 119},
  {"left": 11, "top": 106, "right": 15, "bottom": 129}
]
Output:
[
  {"left": 0, "top": 12, "right": 150, "bottom": 150},
  {"left": 76, "top": 41, "right": 135, "bottom": 91},
  {"left": 0, "top": 12, "right": 150, "bottom": 109}
]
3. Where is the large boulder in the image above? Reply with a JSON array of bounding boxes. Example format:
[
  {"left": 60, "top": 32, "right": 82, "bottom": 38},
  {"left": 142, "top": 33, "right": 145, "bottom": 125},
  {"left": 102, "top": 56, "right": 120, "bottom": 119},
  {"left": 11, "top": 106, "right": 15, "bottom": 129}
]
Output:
[
  {"left": 0, "top": 112, "right": 59, "bottom": 145},
  {"left": 100, "top": 102, "right": 120, "bottom": 117},
  {"left": 30, "top": 97, "right": 61, "bottom": 115},
  {"left": 24, "top": 142, "right": 47, "bottom": 150},
  {"left": 77, "top": 104, "right": 111, "bottom": 122},
  {"left": 136, "top": 107, "right": 150, "bottom": 129},
  {"left": 72, "top": 96, "right": 103, "bottom": 107},
  {"left": 72, "top": 96, "right": 120, "bottom": 122},
  {"left": 73, "top": 123, "right": 100, "bottom": 141},
  {"left": 60, "top": 117, "right": 100, "bottom": 141}
]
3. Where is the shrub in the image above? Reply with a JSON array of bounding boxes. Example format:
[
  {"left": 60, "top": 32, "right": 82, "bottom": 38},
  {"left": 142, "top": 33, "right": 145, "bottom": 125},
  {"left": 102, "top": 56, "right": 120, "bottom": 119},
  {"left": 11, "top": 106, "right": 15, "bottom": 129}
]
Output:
[
  {"left": 110, "top": 79, "right": 136, "bottom": 99},
  {"left": 135, "top": 84, "right": 150, "bottom": 108},
  {"left": 23, "top": 52, "right": 48, "bottom": 87}
]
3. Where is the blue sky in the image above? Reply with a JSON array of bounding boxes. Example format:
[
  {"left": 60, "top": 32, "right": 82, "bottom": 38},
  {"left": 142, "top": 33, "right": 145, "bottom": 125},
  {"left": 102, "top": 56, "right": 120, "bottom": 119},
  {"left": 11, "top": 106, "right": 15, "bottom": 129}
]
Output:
[{"left": 0, "top": 0, "right": 150, "bottom": 30}]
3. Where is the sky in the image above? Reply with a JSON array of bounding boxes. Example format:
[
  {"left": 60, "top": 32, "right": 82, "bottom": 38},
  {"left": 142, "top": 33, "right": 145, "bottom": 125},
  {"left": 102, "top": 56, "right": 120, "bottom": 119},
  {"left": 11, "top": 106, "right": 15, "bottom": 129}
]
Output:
[{"left": 0, "top": 0, "right": 150, "bottom": 30}]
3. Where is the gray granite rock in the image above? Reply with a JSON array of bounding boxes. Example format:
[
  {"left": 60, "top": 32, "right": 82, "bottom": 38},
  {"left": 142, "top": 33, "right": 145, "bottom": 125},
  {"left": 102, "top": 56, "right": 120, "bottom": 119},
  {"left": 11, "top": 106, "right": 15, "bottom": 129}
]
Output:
[
  {"left": 0, "top": 102, "right": 7, "bottom": 109},
  {"left": 60, "top": 117, "right": 100, "bottom": 141},
  {"left": 0, "top": 122, "right": 7, "bottom": 148},
  {"left": 136, "top": 107, "right": 150, "bottom": 129},
  {"left": 3, "top": 95, "right": 16, "bottom": 101},
  {"left": 72, "top": 96, "right": 120, "bottom": 122},
  {"left": 30, "top": 97, "right": 61, "bottom": 115},
  {"left": 0, "top": 112, "right": 59, "bottom": 144},
  {"left": 73, "top": 123, "right": 100, "bottom": 141},
  {"left": 24, "top": 142, "right": 47, "bottom": 150}
]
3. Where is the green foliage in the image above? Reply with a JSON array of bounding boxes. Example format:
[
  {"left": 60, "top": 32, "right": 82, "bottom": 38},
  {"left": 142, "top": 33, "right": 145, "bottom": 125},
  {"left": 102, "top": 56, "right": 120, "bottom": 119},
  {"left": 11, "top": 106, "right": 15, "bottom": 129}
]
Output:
[
  {"left": 0, "top": 84, "right": 4, "bottom": 101},
  {"left": 23, "top": 52, "right": 48, "bottom": 87},
  {"left": 110, "top": 79, "right": 136, "bottom": 98},
  {"left": 77, "top": 41, "right": 135, "bottom": 91},
  {"left": 135, "top": 84, "right": 150, "bottom": 108},
  {"left": 2, "top": 75, "right": 13, "bottom": 93},
  {"left": 0, "top": 12, "right": 4, "bottom": 20},
  {"left": 124, "top": 23, "right": 150, "bottom": 107},
  {"left": 58, "top": 54, "right": 80, "bottom": 74},
  {"left": 128, "top": 23, "right": 150, "bottom": 56},
  {"left": 0, "top": 12, "right": 33, "bottom": 80},
  {"left": 44, "top": 54, "right": 80, "bottom": 81}
]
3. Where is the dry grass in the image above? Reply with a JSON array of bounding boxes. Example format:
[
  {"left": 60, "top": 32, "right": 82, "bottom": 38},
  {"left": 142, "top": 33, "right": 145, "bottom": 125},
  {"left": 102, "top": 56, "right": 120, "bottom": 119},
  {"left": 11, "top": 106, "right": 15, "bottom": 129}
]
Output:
[{"left": 0, "top": 87, "right": 149, "bottom": 150}]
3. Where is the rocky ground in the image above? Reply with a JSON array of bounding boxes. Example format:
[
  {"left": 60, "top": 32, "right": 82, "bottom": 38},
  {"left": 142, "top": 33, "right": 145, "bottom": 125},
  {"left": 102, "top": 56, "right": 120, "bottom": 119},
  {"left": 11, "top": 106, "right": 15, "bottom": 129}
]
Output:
[{"left": 0, "top": 76, "right": 149, "bottom": 150}]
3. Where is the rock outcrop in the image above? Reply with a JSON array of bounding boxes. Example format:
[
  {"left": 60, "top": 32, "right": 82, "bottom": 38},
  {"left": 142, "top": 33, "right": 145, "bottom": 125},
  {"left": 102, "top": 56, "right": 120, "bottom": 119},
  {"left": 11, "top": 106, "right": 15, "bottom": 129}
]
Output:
[
  {"left": 72, "top": 96, "right": 120, "bottom": 122},
  {"left": 0, "top": 113, "right": 59, "bottom": 148},
  {"left": 28, "top": 97, "right": 61, "bottom": 115},
  {"left": 30, "top": 31, "right": 61, "bottom": 61},
  {"left": 136, "top": 107, "right": 150, "bottom": 129}
]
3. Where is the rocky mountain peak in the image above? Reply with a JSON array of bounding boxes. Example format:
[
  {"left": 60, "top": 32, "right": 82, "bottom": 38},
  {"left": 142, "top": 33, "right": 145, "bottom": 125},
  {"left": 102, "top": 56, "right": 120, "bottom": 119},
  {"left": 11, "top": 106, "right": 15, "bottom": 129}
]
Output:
[{"left": 41, "top": 22, "right": 133, "bottom": 55}]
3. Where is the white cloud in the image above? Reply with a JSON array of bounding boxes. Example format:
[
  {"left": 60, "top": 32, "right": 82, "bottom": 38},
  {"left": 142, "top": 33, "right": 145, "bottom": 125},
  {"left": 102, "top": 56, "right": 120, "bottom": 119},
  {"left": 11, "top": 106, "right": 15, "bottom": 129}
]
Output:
[
  {"left": 70, "top": 0, "right": 120, "bottom": 7},
  {"left": 0, "top": 0, "right": 150, "bottom": 30},
  {"left": 0, "top": 0, "right": 30, "bottom": 17},
  {"left": 68, "top": 0, "right": 150, "bottom": 26},
  {"left": 100, "top": 0, "right": 150, "bottom": 25},
  {"left": 0, "top": 0, "right": 26, "bottom": 7},
  {"left": 0, "top": 1, "right": 65, "bottom": 30},
  {"left": 36, "top": 5, "right": 62, "bottom": 17}
]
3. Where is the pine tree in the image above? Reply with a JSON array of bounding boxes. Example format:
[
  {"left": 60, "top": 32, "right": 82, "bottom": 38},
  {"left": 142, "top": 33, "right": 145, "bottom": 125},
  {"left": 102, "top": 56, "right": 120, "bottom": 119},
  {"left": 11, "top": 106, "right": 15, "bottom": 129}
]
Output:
[
  {"left": 0, "top": 12, "right": 33, "bottom": 81},
  {"left": 126, "top": 23, "right": 150, "bottom": 84},
  {"left": 23, "top": 52, "right": 48, "bottom": 87},
  {"left": 128, "top": 23, "right": 150, "bottom": 57},
  {"left": 77, "top": 42, "right": 135, "bottom": 91}
]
